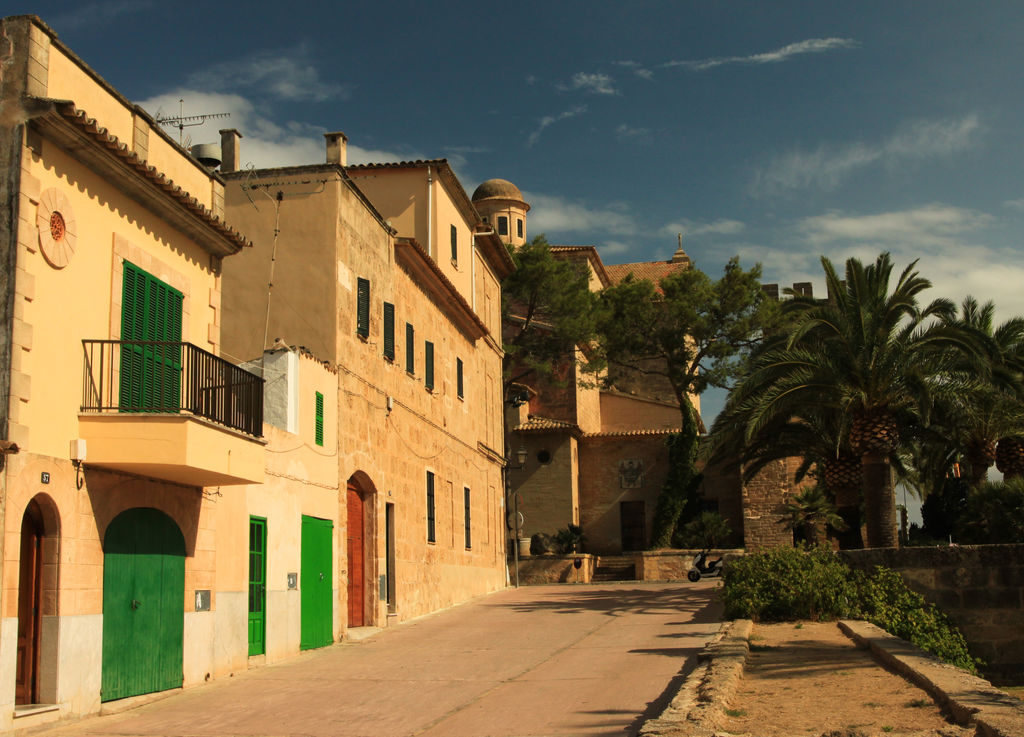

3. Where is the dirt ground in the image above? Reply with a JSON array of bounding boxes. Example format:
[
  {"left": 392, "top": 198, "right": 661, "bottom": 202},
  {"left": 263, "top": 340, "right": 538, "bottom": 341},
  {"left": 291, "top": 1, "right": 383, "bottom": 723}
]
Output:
[{"left": 718, "top": 621, "right": 991, "bottom": 737}]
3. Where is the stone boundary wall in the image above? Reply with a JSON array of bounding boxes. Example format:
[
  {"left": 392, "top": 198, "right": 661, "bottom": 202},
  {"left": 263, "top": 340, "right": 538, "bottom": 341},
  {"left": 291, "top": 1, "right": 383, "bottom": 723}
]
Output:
[
  {"left": 513, "top": 554, "right": 594, "bottom": 585},
  {"left": 839, "top": 544, "right": 1024, "bottom": 685},
  {"left": 636, "top": 550, "right": 744, "bottom": 582}
]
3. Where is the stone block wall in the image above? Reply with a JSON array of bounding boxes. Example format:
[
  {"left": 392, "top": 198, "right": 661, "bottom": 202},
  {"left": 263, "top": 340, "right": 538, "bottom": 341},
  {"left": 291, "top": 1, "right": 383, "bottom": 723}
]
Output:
[
  {"left": 738, "top": 457, "right": 805, "bottom": 550},
  {"left": 840, "top": 544, "right": 1024, "bottom": 686},
  {"left": 514, "top": 554, "right": 593, "bottom": 585}
]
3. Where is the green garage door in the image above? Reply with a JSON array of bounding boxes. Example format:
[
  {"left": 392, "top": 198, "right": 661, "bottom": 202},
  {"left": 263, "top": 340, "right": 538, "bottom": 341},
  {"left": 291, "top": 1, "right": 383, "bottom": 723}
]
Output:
[
  {"left": 101, "top": 508, "right": 185, "bottom": 702},
  {"left": 300, "top": 515, "right": 333, "bottom": 650}
]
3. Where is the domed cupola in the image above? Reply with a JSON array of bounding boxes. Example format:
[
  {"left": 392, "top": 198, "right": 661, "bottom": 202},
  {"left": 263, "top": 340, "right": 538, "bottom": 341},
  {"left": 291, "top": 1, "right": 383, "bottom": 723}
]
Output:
[{"left": 471, "top": 178, "right": 530, "bottom": 247}]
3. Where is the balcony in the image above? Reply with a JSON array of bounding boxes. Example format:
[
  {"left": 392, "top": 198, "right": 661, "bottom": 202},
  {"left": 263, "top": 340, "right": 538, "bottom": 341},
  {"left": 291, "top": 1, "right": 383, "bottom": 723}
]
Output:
[{"left": 78, "top": 340, "right": 265, "bottom": 486}]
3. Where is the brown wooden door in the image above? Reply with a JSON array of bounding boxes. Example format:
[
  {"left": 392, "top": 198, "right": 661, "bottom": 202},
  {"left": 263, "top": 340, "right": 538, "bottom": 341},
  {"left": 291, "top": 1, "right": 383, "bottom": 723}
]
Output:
[
  {"left": 346, "top": 483, "right": 365, "bottom": 627},
  {"left": 16, "top": 502, "right": 44, "bottom": 705},
  {"left": 620, "top": 501, "right": 646, "bottom": 552}
]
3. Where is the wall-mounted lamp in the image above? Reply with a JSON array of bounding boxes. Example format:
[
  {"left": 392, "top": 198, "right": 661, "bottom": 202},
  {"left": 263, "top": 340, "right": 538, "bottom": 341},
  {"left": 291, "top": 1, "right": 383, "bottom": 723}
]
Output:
[{"left": 70, "top": 438, "right": 87, "bottom": 489}]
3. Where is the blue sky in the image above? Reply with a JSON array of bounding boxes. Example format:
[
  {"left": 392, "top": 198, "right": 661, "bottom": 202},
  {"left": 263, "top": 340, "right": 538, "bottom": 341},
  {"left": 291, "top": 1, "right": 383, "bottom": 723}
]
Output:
[{"left": 21, "top": 1, "right": 1024, "bottom": 422}]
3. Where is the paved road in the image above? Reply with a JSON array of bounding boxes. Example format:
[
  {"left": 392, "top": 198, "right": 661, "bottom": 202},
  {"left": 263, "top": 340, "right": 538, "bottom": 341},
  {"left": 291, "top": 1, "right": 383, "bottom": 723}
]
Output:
[{"left": 39, "top": 582, "right": 723, "bottom": 737}]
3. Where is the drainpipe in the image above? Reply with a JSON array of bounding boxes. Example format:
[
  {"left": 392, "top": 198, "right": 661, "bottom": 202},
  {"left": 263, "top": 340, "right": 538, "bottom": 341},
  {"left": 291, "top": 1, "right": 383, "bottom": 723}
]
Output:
[{"left": 426, "top": 166, "right": 433, "bottom": 259}]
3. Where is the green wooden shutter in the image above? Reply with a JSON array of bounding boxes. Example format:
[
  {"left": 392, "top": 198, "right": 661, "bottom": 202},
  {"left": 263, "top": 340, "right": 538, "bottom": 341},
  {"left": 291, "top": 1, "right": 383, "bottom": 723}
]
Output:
[
  {"left": 383, "top": 302, "right": 395, "bottom": 360},
  {"left": 405, "top": 323, "right": 415, "bottom": 374},
  {"left": 314, "top": 392, "right": 324, "bottom": 446},
  {"left": 120, "top": 262, "right": 183, "bottom": 412},
  {"left": 464, "top": 487, "right": 471, "bottom": 549},
  {"left": 456, "top": 358, "right": 464, "bottom": 399},
  {"left": 450, "top": 224, "right": 458, "bottom": 263},
  {"left": 426, "top": 471, "right": 436, "bottom": 542},
  {"left": 300, "top": 515, "right": 333, "bottom": 650},
  {"left": 248, "top": 517, "right": 267, "bottom": 656},
  {"left": 356, "top": 278, "right": 370, "bottom": 338},
  {"left": 101, "top": 508, "right": 185, "bottom": 702},
  {"left": 424, "top": 341, "right": 434, "bottom": 391}
]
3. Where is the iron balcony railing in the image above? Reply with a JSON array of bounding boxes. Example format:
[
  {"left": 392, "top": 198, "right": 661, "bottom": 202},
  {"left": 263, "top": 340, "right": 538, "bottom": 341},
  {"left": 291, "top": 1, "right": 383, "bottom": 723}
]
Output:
[{"left": 82, "top": 340, "right": 264, "bottom": 437}]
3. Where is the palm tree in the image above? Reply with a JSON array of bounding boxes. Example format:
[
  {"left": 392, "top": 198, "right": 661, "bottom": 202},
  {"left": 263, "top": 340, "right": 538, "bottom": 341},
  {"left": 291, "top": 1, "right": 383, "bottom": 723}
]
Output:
[
  {"left": 940, "top": 297, "right": 1024, "bottom": 486},
  {"left": 777, "top": 485, "right": 847, "bottom": 546},
  {"left": 734, "top": 253, "right": 968, "bottom": 548}
]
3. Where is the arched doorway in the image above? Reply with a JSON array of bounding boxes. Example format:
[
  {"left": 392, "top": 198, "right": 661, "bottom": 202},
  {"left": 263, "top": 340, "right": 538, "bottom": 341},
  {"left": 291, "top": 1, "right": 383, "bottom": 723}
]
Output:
[
  {"left": 346, "top": 481, "right": 366, "bottom": 627},
  {"left": 16, "top": 498, "right": 52, "bottom": 705},
  {"left": 101, "top": 508, "right": 185, "bottom": 702}
]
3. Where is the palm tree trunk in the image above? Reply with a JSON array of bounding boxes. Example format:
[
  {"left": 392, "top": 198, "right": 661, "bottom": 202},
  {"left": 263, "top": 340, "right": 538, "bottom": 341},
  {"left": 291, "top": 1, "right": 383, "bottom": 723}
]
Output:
[
  {"left": 833, "top": 481, "right": 863, "bottom": 549},
  {"left": 862, "top": 451, "right": 898, "bottom": 548}
]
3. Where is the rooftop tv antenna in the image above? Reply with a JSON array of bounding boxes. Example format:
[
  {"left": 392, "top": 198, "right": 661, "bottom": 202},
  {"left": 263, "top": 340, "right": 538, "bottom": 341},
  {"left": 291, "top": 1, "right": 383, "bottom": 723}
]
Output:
[{"left": 155, "top": 99, "right": 230, "bottom": 146}]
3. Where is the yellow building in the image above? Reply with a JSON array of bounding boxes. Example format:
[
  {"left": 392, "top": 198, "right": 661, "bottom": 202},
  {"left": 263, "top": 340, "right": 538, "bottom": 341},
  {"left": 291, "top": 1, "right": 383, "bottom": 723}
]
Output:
[
  {"left": 0, "top": 15, "right": 265, "bottom": 729},
  {"left": 220, "top": 140, "right": 513, "bottom": 635}
]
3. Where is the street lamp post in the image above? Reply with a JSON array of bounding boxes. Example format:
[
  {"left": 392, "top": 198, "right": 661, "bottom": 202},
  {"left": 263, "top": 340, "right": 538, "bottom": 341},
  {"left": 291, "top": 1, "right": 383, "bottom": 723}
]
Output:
[{"left": 506, "top": 445, "right": 528, "bottom": 588}]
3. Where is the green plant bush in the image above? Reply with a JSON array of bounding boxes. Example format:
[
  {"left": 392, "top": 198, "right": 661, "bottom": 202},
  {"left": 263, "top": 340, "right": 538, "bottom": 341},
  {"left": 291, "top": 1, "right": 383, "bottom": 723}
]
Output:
[
  {"left": 722, "top": 546, "right": 977, "bottom": 673},
  {"left": 955, "top": 478, "right": 1024, "bottom": 544}
]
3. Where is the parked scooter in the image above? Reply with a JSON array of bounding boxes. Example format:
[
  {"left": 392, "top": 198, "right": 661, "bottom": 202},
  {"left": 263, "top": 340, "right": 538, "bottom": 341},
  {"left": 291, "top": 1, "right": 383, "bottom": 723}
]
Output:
[{"left": 687, "top": 550, "right": 723, "bottom": 582}]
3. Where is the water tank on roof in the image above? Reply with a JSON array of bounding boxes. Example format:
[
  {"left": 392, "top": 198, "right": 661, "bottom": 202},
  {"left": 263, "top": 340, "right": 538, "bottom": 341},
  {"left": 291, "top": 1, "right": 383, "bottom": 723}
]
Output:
[{"left": 191, "top": 143, "right": 221, "bottom": 169}]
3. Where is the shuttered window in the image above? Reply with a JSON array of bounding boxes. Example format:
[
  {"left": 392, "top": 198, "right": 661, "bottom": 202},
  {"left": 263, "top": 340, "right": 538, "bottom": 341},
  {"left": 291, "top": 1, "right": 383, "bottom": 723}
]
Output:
[
  {"left": 356, "top": 278, "right": 370, "bottom": 338},
  {"left": 497, "top": 216, "right": 508, "bottom": 236},
  {"left": 456, "top": 357, "right": 464, "bottom": 400},
  {"left": 383, "top": 302, "right": 395, "bottom": 360},
  {"left": 426, "top": 471, "right": 436, "bottom": 543},
  {"left": 405, "top": 323, "right": 415, "bottom": 374},
  {"left": 119, "top": 261, "right": 183, "bottom": 411},
  {"left": 424, "top": 341, "right": 434, "bottom": 391},
  {"left": 314, "top": 392, "right": 324, "bottom": 446},
  {"left": 464, "top": 487, "right": 471, "bottom": 549},
  {"left": 450, "top": 224, "right": 458, "bottom": 264}
]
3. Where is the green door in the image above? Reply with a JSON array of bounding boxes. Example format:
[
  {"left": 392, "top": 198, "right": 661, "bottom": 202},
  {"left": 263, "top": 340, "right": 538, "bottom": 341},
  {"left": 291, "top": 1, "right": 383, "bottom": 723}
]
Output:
[
  {"left": 101, "top": 508, "right": 185, "bottom": 702},
  {"left": 120, "top": 261, "right": 183, "bottom": 412},
  {"left": 300, "top": 515, "right": 333, "bottom": 650},
  {"left": 248, "top": 517, "right": 267, "bottom": 656}
]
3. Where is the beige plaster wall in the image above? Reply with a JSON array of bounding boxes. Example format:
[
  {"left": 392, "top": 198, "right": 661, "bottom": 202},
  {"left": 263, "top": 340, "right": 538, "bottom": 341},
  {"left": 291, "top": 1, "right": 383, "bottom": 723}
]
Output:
[
  {"left": 599, "top": 393, "right": 681, "bottom": 433},
  {"left": 14, "top": 137, "right": 222, "bottom": 461}
]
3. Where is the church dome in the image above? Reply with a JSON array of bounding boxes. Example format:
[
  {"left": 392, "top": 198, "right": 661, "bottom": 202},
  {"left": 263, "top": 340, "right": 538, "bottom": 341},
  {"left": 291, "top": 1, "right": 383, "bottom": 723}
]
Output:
[{"left": 471, "top": 178, "right": 524, "bottom": 203}]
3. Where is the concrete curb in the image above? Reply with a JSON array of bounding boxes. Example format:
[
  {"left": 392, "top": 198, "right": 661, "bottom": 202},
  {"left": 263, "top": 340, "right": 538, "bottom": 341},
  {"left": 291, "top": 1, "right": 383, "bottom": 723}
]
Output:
[
  {"left": 838, "top": 620, "right": 1024, "bottom": 737},
  {"left": 640, "top": 619, "right": 1024, "bottom": 737},
  {"left": 639, "top": 619, "right": 752, "bottom": 737}
]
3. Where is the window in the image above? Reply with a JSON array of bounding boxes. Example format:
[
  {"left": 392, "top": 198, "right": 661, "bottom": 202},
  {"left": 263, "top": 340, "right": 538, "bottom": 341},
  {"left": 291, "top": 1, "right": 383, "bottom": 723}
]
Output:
[
  {"left": 450, "top": 224, "right": 458, "bottom": 264},
  {"left": 405, "top": 323, "right": 415, "bottom": 374},
  {"left": 424, "top": 340, "right": 434, "bottom": 391},
  {"left": 464, "top": 487, "right": 471, "bottom": 549},
  {"left": 383, "top": 302, "right": 395, "bottom": 360},
  {"left": 120, "top": 261, "right": 183, "bottom": 411},
  {"left": 517, "top": 218, "right": 523, "bottom": 238},
  {"left": 314, "top": 391, "right": 324, "bottom": 446},
  {"left": 456, "top": 357, "right": 464, "bottom": 400},
  {"left": 356, "top": 278, "right": 370, "bottom": 338},
  {"left": 497, "top": 216, "right": 508, "bottom": 236},
  {"left": 426, "top": 471, "right": 436, "bottom": 543}
]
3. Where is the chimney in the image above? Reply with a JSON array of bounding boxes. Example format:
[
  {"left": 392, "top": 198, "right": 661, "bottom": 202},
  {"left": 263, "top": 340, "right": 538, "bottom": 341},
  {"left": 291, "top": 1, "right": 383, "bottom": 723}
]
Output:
[
  {"left": 325, "top": 131, "right": 348, "bottom": 166},
  {"left": 220, "top": 129, "right": 242, "bottom": 173}
]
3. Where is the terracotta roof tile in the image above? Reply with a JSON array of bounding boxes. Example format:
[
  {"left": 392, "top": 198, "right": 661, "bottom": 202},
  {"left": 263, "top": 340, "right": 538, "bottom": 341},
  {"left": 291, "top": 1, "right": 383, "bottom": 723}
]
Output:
[
  {"left": 512, "top": 416, "right": 580, "bottom": 434},
  {"left": 604, "top": 259, "right": 690, "bottom": 292},
  {"left": 583, "top": 428, "right": 682, "bottom": 438}
]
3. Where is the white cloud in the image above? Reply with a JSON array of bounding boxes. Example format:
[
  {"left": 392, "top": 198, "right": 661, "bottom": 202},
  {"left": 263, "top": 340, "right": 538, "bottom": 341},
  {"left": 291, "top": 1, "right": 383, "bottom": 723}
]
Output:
[
  {"left": 186, "top": 46, "right": 350, "bottom": 103},
  {"left": 599, "top": 240, "right": 635, "bottom": 257},
  {"left": 523, "top": 191, "right": 640, "bottom": 238},
  {"left": 526, "top": 105, "right": 587, "bottom": 147},
  {"left": 613, "top": 61, "right": 654, "bottom": 80},
  {"left": 662, "top": 219, "right": 745, "bottom": 238},
  {"left": 664, "top": 37, "right": 858, "bottom": 71},
  {"left": 615, "top": 123, "right": 651, "bottom": 141},
  {"left": 781, "top": 204, "right": 1024, "bottom": 319},
  {"left": 137, "top": 90, "right": 409, "bottom": 169},
  {"left": 50, "top": 0, "right": 153, "bottom": 31},
  {"left": 561, "top": 73, "right": 619, "bottom": 95},
  {"left": 753, "top": 114, "right": 982, "bottom": 194},
  {"left": 798, "top": 204, "right": 992, "bottom": 249}
]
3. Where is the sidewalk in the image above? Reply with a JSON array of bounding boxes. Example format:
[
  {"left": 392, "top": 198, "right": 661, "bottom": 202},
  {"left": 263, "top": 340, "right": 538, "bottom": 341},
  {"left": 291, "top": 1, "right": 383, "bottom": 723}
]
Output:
[{"left": 27, "top": 582, "right": 723, "bottom": 737}]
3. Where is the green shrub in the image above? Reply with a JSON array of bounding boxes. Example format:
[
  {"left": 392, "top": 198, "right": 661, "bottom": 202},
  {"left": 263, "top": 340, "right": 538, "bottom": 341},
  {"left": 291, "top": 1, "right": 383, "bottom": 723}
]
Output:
[
  {"left": 722, "top": 545, "right": 854, "bottom": 621},
  {"left": 722, "top": 546, "right": 978, "bottom": 673},
  {"left": 674, "top": 511, "right": 732, "bottom": 549},
  {"left": 956, "top": 479, "right": 1024, "bottom": 544}
]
